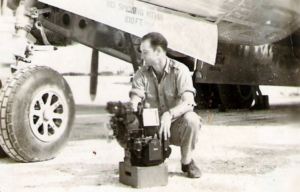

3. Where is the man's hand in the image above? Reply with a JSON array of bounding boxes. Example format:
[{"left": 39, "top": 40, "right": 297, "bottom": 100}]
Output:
[
  {"left": 129, "top": 102, "right": 138, "bottom": 112},
  {"left": 159, "top": 111, "right": 172, "bottom": 140},
  {"left": 130, "top": 94, "right": 142, "bottom": 112}
]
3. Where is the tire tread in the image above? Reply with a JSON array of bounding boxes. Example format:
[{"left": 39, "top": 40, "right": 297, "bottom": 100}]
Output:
[
  {"left": 0, "top": 66, "right": 51, "bottom": 162},
  {"left": 0, "top": 66, "right": 74, "bottom": 163}
]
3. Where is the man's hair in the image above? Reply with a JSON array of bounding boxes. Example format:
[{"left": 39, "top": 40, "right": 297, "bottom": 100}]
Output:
[{"left": 141, "top": 32, "right": 168, "bottom": 52}]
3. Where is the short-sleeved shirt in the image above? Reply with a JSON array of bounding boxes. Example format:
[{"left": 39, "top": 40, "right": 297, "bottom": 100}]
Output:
[{"left": 130, "top": 57, "right": 196, "bottom": 115}]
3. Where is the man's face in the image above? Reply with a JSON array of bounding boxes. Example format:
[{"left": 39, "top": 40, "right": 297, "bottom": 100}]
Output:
[{"left": 140, "top": 39, "right": 159, "bottom": 67}]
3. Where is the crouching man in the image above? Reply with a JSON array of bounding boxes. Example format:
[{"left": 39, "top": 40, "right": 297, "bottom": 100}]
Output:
[{"left": 130, "top": 32, "right": 202, "bottom": 178}]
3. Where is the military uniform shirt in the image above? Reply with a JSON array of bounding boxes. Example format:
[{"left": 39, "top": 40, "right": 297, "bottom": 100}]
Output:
[{"left": 130, "top": 57, "right": 196, "bottom": 116}]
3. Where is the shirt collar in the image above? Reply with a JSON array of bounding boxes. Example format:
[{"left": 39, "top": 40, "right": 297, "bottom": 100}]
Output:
[
  {"left": 164, "top": 57, "right": 171, "bottom": 74},
  {"left": 144, "top": 57, "right": 171, "bottom": 73}
]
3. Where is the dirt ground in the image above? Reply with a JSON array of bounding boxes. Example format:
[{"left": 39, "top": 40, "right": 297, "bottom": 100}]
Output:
[
  {"left": 1, "top": 45, "right": 300, "bottom": 191},
  {"left": 1, "top": 79, "right": 300, "bottom": 192}
]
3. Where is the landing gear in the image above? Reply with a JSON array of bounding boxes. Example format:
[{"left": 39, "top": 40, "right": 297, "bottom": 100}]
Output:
[
  {"left": 194, "top": 83, "right": 221, "bottom": 109},
  {"left": 218, "top": 84, "right": 254, "bottom": 109},
  {"left": 194, "top": 83, "right": 269, "bottom": 110},
  {"left": 250, "top": 85, "right": 269, "bottom": 110},
  {"left": 0, "top": 66, "right": 75, "bottom": 162}
]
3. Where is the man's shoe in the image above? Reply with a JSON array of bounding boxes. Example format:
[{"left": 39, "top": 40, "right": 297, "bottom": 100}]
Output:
[{"left": 181, "top": 159, "right": 202, "bottom": 178}]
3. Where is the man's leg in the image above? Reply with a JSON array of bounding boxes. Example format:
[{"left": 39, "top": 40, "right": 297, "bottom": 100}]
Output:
[
  {"left": 170, "top": 111, "right": 202, "bottom": 178},
  {"left": 170, "top": 111, "right": 202, "bottom": 163}
]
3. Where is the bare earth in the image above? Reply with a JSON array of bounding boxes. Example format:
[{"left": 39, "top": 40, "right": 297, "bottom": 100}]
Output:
[{"left": 1, "top": 45, "right": 300, "bottom": 192}]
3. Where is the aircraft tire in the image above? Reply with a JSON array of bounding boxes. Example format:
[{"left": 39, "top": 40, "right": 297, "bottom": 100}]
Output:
[
  {"left": 0, "top": 66, "right": 75, "bottom": 162},
  {"left": 0, "top": 81, "right": 6, "bottom": 158},
  {"left": 218, "top": 84, "right": 254, "bottom": 109}
]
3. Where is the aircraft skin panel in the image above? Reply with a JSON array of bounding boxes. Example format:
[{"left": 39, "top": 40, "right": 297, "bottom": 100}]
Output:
[
  {"left": 195, "top": 39, "right": 300, "bottom": 86},
  {"left": 39, "top": 0, "right": 218, "bottom": 65},
  {"left": 140, "top": 0, "right": 300, "bottom": 45},
  {"left": 140, "top": 0, "right": 300, "bottom": 19}
]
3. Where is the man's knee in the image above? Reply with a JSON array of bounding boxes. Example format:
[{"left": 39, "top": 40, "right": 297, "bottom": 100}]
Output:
[{"left": 183, "top": 111, "right": 202, "bottom": 130}]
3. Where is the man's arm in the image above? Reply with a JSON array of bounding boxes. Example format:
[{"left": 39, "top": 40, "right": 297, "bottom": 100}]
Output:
[
  {"left": 159, "top": 91, "right": 195, "bottom": 140},
  {"left": 168, "top": 91, "right": 195, "bottom": 119},
  {"left": 129, "top": 69, "right": 145, "bottom": 111},
  {"left": 130, "top": 94, "right": 142, "bottom": 112}
]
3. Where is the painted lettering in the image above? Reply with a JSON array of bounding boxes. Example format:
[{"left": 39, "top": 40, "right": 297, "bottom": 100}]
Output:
[
  {"left": 125, "top": 16, "right": 143, "bottom": 26},
  {"left": 146, "top": 11, "right": 163, "bottom": 21},
  {"left": 106, "top": 0, "right": 115, "bottom": 8},
  {"left": 119, "top": 3, "right": 144, "bottom": 16}
]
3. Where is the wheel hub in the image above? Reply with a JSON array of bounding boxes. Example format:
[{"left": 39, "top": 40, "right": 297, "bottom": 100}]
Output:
[
  {"left": 29, "top": 89, "right": 68, "bottom": 142},
  {"left": 43, "top": 108, "right": 53, "bottom": 121}
]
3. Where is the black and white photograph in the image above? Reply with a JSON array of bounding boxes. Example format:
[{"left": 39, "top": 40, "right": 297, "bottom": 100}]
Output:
[{"left": 0, "top": 0, "right": 300, "bottom": 191}]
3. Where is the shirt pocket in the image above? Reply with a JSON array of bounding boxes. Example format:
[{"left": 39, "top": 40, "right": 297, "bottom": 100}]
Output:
[
  {"left": 145, "top": 91, "right": 158, "bottom": 101},
  {"left": 165, "top": 91, "right": 176, "bottom": 100},
  {"left": 165, "top": 91, "right": 178, "bottom": 108},
  {"left": 164, "top": 76, "right": 177, "bottom": 99},
  {"left": 145, "top": 82, "right": 158, "bottom": 102}
]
